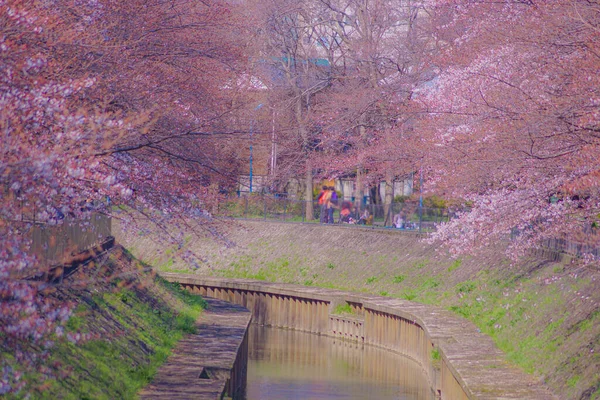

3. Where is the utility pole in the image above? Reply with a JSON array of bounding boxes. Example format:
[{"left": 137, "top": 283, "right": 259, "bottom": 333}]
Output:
[
  {"left": 249, "top": 103, "right": 264, "bottom": 193},
  {"left": 419, "top": 165, "right": 423, "bottom": 232}
]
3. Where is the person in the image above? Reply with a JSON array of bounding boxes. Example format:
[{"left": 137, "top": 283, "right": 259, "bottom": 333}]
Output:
[
  {"left": 358, "top": 208, "right": 370, "bottom": 225},
  {"left": 330, "top": 186, "right": 338, "bottom": 207},
  {"left": 327, "top": 186, "right": 338, "bottom": 224},
  {"left": 393, "top": 212, "right": 404, "bottom": 229},
  {"left": 340, "top": 201, "right": 353, "bottom": 223},
  {"left": 317, "top": 186, "right": 328, "bottom": 223},
  {"left": 321, "top": 186, "right": 333, "bottom": 223}
]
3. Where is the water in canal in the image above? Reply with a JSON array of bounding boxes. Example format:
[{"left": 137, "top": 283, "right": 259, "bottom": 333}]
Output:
[{"left": 247, "top": 325, "right": 434, "bottom": 400}]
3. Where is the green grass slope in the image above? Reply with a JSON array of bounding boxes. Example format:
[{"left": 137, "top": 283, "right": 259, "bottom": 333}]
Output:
[
  {"left": 4, "top": 246, "right": 206, "bottom": 399},
  {"left": 117, "top": 218, "right": 600, "bottom": 400}
]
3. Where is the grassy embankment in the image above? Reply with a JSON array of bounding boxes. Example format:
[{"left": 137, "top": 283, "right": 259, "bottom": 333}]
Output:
[
  {"left": 118, "top": 218, "right": 600, "bottom": 400},
  {"left": 5, "top": 246, "right": 206, "bottom": 400}
]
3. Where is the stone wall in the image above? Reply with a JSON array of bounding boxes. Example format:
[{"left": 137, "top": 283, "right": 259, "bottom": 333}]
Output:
[{"left": 163, "top": 274, "right": 557, "bottom": 400}]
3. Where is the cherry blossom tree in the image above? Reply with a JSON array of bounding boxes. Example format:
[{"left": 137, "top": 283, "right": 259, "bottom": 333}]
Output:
[
  {"left": 1, "top": 0, "right": 251, "bottom": 394},
  {"left": 420, "top": 0, "right": 600, "bottom": 259}
]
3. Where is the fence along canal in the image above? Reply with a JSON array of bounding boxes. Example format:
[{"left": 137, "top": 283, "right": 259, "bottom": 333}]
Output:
[
  {"left": 14, "top": 192, "right": 598, "bottom": 266},
  {"left": 219, "top": 194, "right": 600, "bottom": 258},
  {"left": 221, "top": 194, "right": 452, "bottom": 231}
]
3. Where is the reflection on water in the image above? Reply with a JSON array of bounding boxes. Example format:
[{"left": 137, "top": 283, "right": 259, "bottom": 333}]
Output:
[{"left": 247, "top": 325, "right": 434, "bottom": 400}]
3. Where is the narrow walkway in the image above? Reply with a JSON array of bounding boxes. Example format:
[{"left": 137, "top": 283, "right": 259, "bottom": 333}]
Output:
[{"left": 139, "top": 297, "right": 251, "bottom": 399}]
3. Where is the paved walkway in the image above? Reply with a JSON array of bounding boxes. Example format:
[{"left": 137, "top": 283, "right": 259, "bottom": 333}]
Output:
[{"left": 139, "top": 297, "right": 251, "bottom": 399}]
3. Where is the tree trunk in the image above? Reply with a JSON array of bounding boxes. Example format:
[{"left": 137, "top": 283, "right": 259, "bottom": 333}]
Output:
[
  {"left": 354, "top": 116, "right": 368, "bottom": 211},
  {"left": 383, "top": 170, "right": 394, "bottom": 226},
  {"left": 304, "top": 158, "right": 314, "bottom": 220},
  {"left": 354, "top": 167, "right": 364, "bottom": 212},
  {"left": 295, "top": 90, "right": 314, "bottom": 220}
]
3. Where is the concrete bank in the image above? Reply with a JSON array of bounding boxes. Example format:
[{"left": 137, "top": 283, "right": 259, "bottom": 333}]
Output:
[
  {"left": 162, "top": 273, "right": 557, "bottom": 400},
  {"left": 139, "top": 297, "right": 251, "bottom": 400}
]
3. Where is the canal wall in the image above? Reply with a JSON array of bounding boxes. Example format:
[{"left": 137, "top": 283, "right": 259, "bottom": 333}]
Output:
[{"left": 162, "top": 273, "right": 557, "bottom": 400}]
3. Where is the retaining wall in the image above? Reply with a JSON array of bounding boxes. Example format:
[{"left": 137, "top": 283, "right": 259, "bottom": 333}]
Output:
[{"left": 163, "top": 274, "right": 557, "bottom": 400}]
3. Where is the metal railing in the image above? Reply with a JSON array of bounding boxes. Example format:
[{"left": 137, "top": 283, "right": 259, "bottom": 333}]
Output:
[
  {"left": 8, "top": 192, "right": 595, "bottom": 267},
  {"left": 217, "top": 194, "right": 454, "bottom": 232},
  {"left": 218, "top": 194, "right": 600, "bottom": 258}
]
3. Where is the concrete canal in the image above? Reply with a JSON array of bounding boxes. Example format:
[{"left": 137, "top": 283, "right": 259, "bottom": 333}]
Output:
[
  {"left": 161, "top": 274, "right": 558, "bottom": 399},
  {"left": 247, "top": 325, "right": 433, "bottom": 400}
]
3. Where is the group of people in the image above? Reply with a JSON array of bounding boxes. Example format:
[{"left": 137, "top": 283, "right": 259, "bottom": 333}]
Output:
[
  {"left": 317, "top": 186, "right": 372, "bottom": 225},
  {"left": 392, "top": 211, "right": 418, "bottom": 230},
  {"left": 316, "top": 186, "right": 419, "bottom": 228}
]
